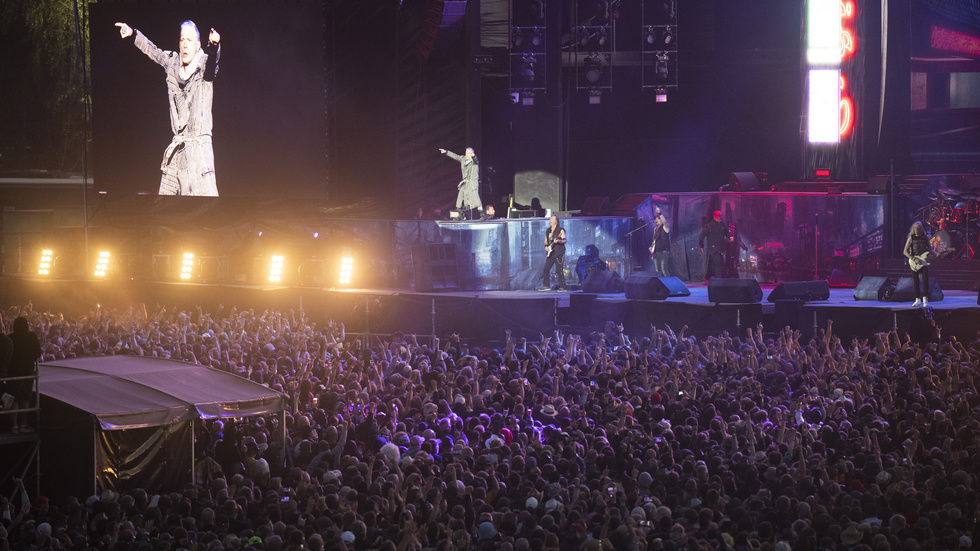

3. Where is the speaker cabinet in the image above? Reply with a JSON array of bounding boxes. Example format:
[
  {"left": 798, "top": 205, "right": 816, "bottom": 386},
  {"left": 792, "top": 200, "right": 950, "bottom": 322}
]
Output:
[
  {"left": 708, "top": 278, "right": 763, "bottom": 303},
  {"left": 624, "top": 273, "right": 691, "bottom": 300},
  {"left": 412, "top": 244, "right": 459, "bottom": 292},
  {"left": 583, "top": 270, "right": 623, "bottom": 293},
  {"left": 767, "top": 280, "right": 830, "bottom": 302},
  {"left": 891, "top": 277, "right": 943, "bottom": 303},
  {"left": 853, "top": 276, "right": 895, "bottom": 301},
  {"left": 728, "top": 172, "right": 761, "bottom": 191}
]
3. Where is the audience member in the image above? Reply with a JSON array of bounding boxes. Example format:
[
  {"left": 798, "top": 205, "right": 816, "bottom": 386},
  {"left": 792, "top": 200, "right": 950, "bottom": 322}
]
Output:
[{"left": 1, "top": 302, "right": 978, "bottom": 551}]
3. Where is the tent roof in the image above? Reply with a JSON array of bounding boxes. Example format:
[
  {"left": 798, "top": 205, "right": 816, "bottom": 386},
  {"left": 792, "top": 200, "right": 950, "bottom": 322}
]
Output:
[{"left": 40, "top": 356, "right": 287, "bottom": 430}]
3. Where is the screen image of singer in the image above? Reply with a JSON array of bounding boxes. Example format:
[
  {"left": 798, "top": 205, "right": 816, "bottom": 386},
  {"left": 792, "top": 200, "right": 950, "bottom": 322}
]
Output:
[{"left": 90, "top": 1, "right": 326, "bottom": 199}]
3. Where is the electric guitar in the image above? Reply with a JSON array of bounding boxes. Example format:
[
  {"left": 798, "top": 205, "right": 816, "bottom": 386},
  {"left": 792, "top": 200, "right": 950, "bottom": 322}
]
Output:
[
  {"left": 908, "top": 251, "right": 930, "bottom": 272},
  {"left": 545, "top": 229, "right": 563, "bottom": 256}
]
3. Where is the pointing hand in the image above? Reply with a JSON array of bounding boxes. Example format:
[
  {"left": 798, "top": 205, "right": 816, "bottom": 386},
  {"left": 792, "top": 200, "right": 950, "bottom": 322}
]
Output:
[{"left": 115, "top": 22, "right": 133, "bottom": 39}]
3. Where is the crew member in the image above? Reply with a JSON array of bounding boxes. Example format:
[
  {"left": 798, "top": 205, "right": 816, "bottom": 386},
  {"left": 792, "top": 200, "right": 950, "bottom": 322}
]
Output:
[
  {"left": 698, "top": 210, "right": 732, "bottom": 281},
  {"left": 7, "top": 317, "right": 41, "bottom": 433}
]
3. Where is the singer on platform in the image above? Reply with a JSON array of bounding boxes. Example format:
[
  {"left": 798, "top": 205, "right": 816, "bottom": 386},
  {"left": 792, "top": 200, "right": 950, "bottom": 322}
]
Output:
[{"left": 439, "top": 147, "right": 483, "bottom": 220}]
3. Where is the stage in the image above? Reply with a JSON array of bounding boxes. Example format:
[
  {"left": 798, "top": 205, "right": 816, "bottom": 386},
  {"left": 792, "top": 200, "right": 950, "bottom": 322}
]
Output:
[
  {"left": 3, "top": 185, "right": 979, "bottom": 344},
  {"left": 3, "top": 277, "right": 978, "bottom": 345}
]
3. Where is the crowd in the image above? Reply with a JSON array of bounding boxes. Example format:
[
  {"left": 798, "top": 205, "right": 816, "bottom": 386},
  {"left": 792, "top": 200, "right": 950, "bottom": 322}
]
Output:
[{"left": 1, "top": 301, "right": 979, "bottom": 551}]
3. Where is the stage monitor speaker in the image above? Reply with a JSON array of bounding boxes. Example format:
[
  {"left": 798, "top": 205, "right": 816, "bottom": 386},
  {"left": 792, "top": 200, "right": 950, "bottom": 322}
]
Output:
[
  {"left": 507, "top": 208, "right": 541, "bottom": 219},
  {"left": 767, "top": 280, "right": 830, "bottom": 302},
  {"left": 581, "top": 196, "right": 611, "bottom": 216},
  {"left": 583, "top": 270, "right": 623, "bottom": 293},
  {"left": 708, "top": 278, "right": 763, "bottom": 303},
  {"left": 728, "top": 172, "right": 760, "bottom": 191},
  {"left": 624, "top": 273, "right": 691, "bottom": 300},
  {"left": 891, "top": 277, "right": 944, "bottom": 303},
  {"left": 853, "top": 276, "right": 895, "bottom": 301},
  {"left": 412, "top": 244, "right": 459, "bottom": 292}
]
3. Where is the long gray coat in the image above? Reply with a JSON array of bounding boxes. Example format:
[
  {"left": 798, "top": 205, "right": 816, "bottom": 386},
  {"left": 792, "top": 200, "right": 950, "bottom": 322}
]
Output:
[
  {"left": 444, "top": 150, "right": 482, "bottom": 210},
  {"left": 135, "top": 30, "right": 220, "bottom": 197}
]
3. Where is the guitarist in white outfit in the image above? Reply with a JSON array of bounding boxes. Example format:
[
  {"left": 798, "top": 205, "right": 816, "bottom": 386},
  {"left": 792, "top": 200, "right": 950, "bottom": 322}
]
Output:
[{"left": 903, "top": 221, "right": 936, "bottom": 307}]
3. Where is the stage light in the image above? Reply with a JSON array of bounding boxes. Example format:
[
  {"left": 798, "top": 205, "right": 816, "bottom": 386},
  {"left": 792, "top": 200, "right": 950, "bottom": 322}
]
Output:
[
  {"left": 808, "top": 69, "right": 840, "bottom": 143},
  {"left": 806, "top": 0, "right": 841, "bottom": 65},
  {"left": 38, "top": 249, "right": 53, "bottom": 276},
  {"left": 94, "top": 251, "right": 111, "bottom": 278},
  {"left": 313, "top": 232, "right": 319, "bottom": 238},
  {"left": 588, "top": 89, "right": 602, "bottom": 104},
  {"left": 655, "top": 87, "right": 668, "bottom": 102},
  {"left": 268, "top": 255, "right": 284, "bottom": 283},
  {"left": 531, "top": 28, "right": 543, "bottom": 47},
  {"left": 579, "top": 28, "right": 590, "bottom": 47},
  {"left": 180, "top": 252, "right": 195, "bottom": 280},
  {"left": 584, "top": 55, "right": 603, "bottom": 84},
  {"left": 655, "top": 55, "right": 668, "bottom": 78},
  {"left": 646, "top": 26, "right": 656, "bottom": 45},
  {"left": 597, "top": 28, "right": 608, "bottom": 47},
  {"left": 521, "top": 55, "right": 537, "bottom": 83},
  {"left": 338, "top": 256, "right": 354, "bottom": 286},
  {"left": 663, "top": 29, "right": 673, "bottom": 45}
]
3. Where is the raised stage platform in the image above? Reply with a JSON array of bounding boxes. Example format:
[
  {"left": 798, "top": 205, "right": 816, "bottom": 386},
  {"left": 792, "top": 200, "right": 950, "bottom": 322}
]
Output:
[{"left": 4, "top": 278, "right": 977, "bottom": 346}]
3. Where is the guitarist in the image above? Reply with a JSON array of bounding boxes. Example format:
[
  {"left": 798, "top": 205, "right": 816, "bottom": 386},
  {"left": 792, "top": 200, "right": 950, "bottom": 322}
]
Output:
[
  {"left": 540, "top": 215, "right": 567, "bottom": 291},
  {"left": 903, "top": 221, "right": 936, "bottom": 307}
]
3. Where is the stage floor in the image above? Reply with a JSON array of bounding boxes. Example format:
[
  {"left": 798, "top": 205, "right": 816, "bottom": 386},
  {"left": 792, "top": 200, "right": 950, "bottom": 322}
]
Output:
[
  {"left": 3, "top": 277, "right": 978, "bottom": 344},
  {"left": 338, "top": 283, "right": 979, "bottom": 311},
  {"left": 329, "top": 283, "right": 980, "bottom": 343}
]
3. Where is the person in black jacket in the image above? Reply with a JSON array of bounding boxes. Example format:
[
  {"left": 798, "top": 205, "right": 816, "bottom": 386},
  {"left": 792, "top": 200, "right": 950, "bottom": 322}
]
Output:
[
  {"left": 7, "top": 316, "right": 41, "bottom": 433},
  {"left": 0, "top": 320, "right": 13, "bottom": 420},
  {"left": 540, "top": 215, "right": 567, "bottom": 291},
  {"left": 698, "top": 210, "right": 732, "bottom": 281}
]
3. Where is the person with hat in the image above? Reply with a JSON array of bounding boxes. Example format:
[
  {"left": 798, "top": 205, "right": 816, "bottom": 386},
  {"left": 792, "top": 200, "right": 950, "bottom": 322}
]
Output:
[{"left": 698, "top": 210, "right": 733, "bottom": 281}]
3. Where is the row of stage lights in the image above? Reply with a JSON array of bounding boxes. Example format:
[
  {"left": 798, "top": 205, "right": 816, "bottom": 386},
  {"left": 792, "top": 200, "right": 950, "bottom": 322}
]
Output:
[{"left": 35, "top": 249, "right": 356, "bottom": 286}]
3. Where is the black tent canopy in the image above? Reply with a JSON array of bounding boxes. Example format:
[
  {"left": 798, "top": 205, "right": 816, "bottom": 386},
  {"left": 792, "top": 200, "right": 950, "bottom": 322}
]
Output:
[{"left": 37, "top": 356, "right": 286, "bottom": 498}]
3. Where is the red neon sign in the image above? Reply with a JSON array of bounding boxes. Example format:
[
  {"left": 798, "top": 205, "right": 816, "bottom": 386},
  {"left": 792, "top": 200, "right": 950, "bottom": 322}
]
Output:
[
  {"left": 839, "top": 75, "right": 854, "bottom": 138},
  {"left": 840, "top": 1, "right": 856, "bottom": 60},
  {"left": 839, "top": 2, "right": 855, "bottom": 138}
]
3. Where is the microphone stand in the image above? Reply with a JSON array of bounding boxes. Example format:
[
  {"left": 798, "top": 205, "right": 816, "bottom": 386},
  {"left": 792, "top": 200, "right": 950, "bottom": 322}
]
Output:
[{"left": 814, "top": 213, "right": 820, "bottom": 280}]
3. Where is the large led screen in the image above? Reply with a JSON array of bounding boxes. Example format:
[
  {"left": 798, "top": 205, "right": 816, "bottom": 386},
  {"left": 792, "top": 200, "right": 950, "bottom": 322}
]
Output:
[{"left": 90, "top": 2, "right": 326, "bottom": 198}]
